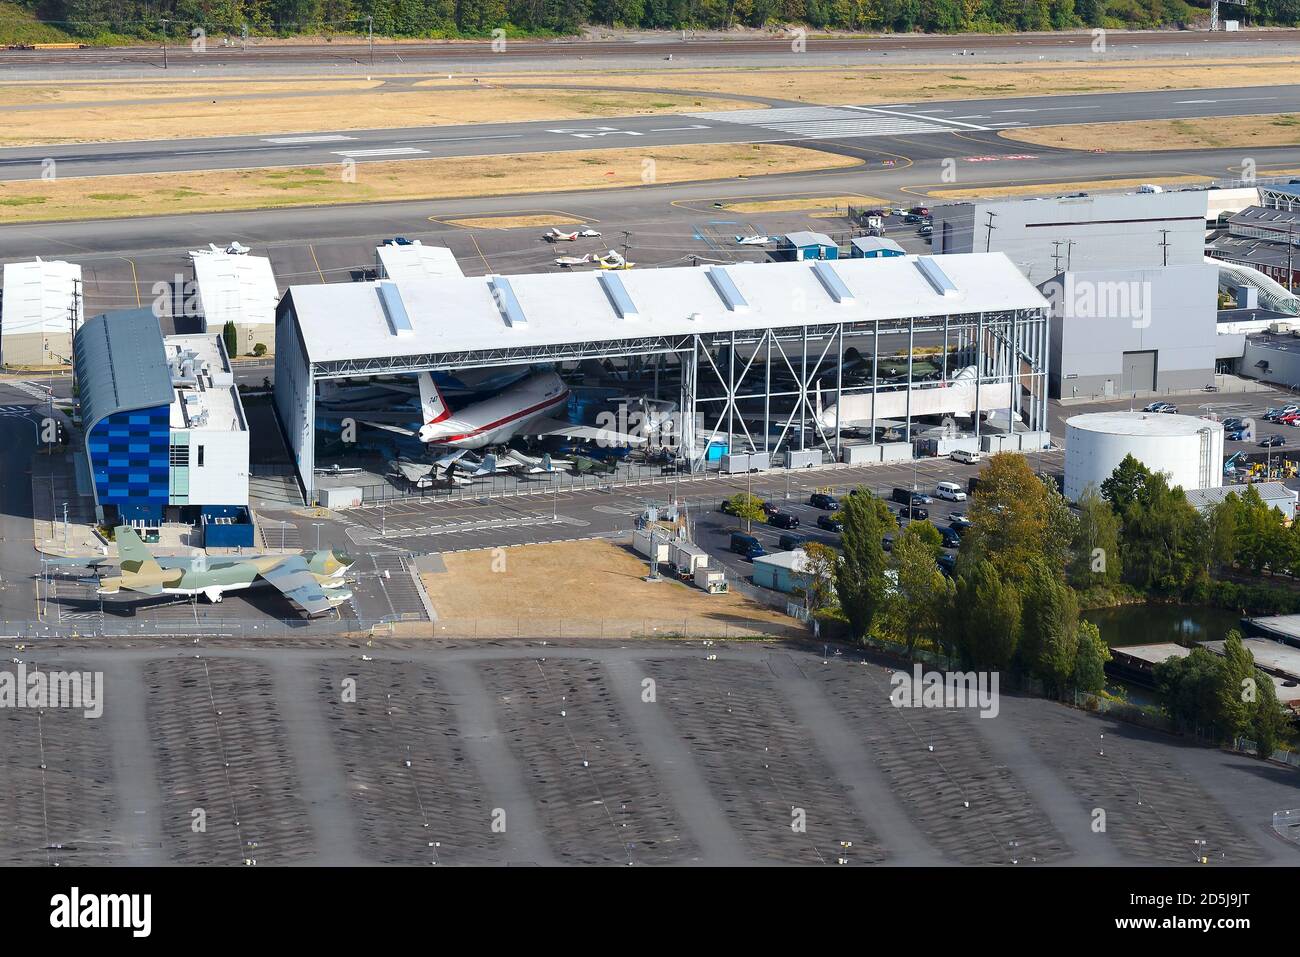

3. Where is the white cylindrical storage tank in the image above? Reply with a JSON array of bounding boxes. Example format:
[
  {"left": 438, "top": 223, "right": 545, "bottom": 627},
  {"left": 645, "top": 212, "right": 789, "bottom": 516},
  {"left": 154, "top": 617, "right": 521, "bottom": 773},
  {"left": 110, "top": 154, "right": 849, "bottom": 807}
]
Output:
[{"left": 1064, "top": 412, "right": 1224, "bottom": 501}]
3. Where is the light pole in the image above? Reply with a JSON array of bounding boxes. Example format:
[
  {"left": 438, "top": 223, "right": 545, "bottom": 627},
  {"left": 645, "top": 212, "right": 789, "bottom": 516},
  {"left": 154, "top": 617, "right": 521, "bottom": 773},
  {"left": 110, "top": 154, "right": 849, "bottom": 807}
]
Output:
[
  {"left": 313, "top": 522, "right": 324, "bottom": 552},
  {"left": 160, "top": 19, "right": 169, "bottom": 69}
]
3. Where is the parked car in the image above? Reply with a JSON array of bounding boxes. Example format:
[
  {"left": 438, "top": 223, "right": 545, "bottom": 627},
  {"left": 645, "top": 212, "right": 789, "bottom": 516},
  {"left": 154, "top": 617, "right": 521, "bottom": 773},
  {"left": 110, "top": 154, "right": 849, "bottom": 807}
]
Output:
[
  {"left": 934, "top": 481, "right": 967, "bottom": 502},
  {"left": 903, "top": 213, "right": 923, "bottom": 224},
  {"left": 1226, "top": 428, "right": 1248, "bottom": 441},
  {"left": 1222, "top": 417, "right": 1244, "bottom": 430},
  {"left": 939, "top": 526, "right": 963, "bottom": 549},
  {"left": 937, "top": 554, "right": 957, "bottom": 578},
  {"left": 909, "top": 206, "right": 930, "bottom": 217},
  {"left": 817, "top": 514, "right": 843, "bottom": 533},
  {"left": 1265, "top": 406, "right": 1298, "bottom": 421},
  {"left": 768, "top": 512, "right": 800, "bottom": 530},
  {"left": 778, "top": 533, "right": 808, "bottom": 551},
  {"left": 1260, "top": 434, "right": 1286, "bottom": 448},
  {"left": 897, "top": 504, "right": 929, "bottom": 521},
  {"left": 1281, "top": 412, "right": 1300, "bottom": 425},
  {"left": 949, "top": 514, "right": 973, "bottom": 532},
  {"left": 810, "top": 492, "right": 840, "bottom": 510},
  {"left": 882, "top": 534, "right": 894, "bottom": 552},
  {"left": 892, "top": 487, "right": 930, "bottom": 507},
  {"left": 730, "top": 532, "right": 766, "bottom": 559},
  {"left": 1142, "top": 401, "right": 1176, "bottom": 414},
  {"left": 919, "top": 224, "right": 933, "bottom": 238}
]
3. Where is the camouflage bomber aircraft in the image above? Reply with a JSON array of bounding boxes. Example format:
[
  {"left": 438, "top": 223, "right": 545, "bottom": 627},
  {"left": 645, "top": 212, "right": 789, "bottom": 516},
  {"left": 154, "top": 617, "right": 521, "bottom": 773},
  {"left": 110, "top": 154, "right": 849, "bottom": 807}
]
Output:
[{"left": 95, "top": 526, "right": 354, "bottom": 617}]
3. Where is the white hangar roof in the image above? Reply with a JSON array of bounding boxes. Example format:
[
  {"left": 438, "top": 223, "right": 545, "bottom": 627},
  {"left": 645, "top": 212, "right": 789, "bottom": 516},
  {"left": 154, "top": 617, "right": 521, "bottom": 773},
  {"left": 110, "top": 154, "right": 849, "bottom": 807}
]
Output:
[
  {"left": 190, "top": 247, "right": 278, "bottom": 331},
  {"left": 1, "top": 258, "right": 83, "bottom": 336},
  {"left": 376, "top": 241, "right": 464, "bottom": 282},
  {"left": 284, "top": 252, "right": 1047, "bottom": 366}
]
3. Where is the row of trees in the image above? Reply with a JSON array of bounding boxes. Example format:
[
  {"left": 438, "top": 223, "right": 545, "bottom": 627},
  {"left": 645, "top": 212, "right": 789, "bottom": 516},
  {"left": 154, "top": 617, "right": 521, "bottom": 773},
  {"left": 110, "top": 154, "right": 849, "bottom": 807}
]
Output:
[
  {"left": 818, "top": 454, "right": 1112, "bottom": 697},
  {"left": 789, "top": 449, "right": 1292, "bottom": 753},
  {"left": 22, "top": 0, "right": 1300, "bottom": 39}
]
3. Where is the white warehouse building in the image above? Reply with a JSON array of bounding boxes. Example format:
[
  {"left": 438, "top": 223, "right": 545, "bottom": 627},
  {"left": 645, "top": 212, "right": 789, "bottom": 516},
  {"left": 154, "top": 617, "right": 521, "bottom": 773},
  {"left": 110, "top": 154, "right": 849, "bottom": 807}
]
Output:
[
  {"left": 1064, "top": 411, "right": 1224, "bottom": 501},
  {"left": 190, "top": 245, "right": 278, "bottom": 356},
  {"left": 1, "top": 258, "right": 83, "bottom": 367}
]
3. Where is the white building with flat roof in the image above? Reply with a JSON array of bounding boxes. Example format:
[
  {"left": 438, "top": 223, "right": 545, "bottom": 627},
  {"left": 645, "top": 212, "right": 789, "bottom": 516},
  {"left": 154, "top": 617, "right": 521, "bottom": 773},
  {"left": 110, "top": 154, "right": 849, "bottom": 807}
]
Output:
[
  {"left": 1, "top": 258, "right": 83, "bottom": 367},
  {"left": 165, "top": 333, "right": 249, "bottom": 508},
  {"left": 376, "top": 241, "right": 464, "bottom": 282},
  {"left": 190, "top": 245, "right": 278, "bottom": 355}
]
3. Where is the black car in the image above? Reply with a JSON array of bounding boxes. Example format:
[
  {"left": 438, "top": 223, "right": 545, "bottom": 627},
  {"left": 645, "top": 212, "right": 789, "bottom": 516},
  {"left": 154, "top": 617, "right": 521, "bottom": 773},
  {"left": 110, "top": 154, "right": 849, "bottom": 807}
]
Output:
[
  {"left": 939, "top": 526, "right": 962, "bottom": 549},
  {"left": 778, "top": 533, "right": 808, "bottom": 551},
  {"left": 761, "top": 501, "right": 780, "bottom": 516},
  {"left": 897, "top": 504, "right": 929, "bottom": 521},
  {"left": 949, "top": 514, "right": 974, "bottom": 532},
  {"left": 768, "top": 512, "right": 800, "bottom": 530},
  {"left": 817, "top": 514, "right": 843, "bottom": 533},
  {"left": 810, "top": 493, "right": 840, "bottom": 510},
  {"left": 1260, "top": 434, "right": 1286, "bottom": 448},
  {"left": 891, "top": 487, "right": 929, "bottom": 507},
  {"left": 937, "top": 554, "right": 957, "bottom": 578}
]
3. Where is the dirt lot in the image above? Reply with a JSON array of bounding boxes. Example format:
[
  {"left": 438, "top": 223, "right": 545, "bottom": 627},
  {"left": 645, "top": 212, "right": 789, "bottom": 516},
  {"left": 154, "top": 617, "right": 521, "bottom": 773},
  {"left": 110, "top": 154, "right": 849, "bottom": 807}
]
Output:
[
  {"left": 1002, "top": 114, "right": 1300, "bottom": 152},
  {"left": 419, "top": 539, "right": 801, "bottom": 639},
  {"left": 0, "top": 143, "right": 859, "bottom": 224}
]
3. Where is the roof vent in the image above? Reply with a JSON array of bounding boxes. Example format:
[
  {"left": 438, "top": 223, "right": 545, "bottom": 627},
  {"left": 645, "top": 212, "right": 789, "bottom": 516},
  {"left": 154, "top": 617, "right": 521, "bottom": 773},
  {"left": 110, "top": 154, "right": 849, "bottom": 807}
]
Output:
[
  {"left": 707, "top": 266, "right": 748, "bottom": 313},
  {"left": 915, "top": 256, "right": 958, "bottom": 296},
  {"left": 598, "top": 272, "right": 638, "bottom": 320},
  {"left": 811, "top": 260, "right": 855, "bottom": 304},
  {"left": 488, "top": 275, "right": 527, "bottom": 328},
  {"left": 377, "top": 282, "right": 414, "bottom": 336}
]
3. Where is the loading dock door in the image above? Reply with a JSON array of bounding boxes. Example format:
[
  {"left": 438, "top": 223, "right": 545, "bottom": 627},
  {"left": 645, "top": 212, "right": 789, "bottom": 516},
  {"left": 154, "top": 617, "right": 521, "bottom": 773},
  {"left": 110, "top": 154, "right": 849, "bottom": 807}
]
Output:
[{"left": 1122, "top": 350, "right": 1157, "bottom": 393}]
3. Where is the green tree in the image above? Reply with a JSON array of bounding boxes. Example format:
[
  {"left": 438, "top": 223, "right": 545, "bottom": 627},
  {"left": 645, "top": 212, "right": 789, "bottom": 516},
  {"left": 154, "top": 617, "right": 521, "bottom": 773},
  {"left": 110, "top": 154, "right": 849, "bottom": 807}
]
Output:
[
  {"left": 961, "top": 452, "right": 1052, "bottom": 585},
  {"left": 1119, "top": 471, "right": 1209, "bottom": 593},
  {"left": 1154, "top": 647, "right": 1228, "bottom": 737},
  {"left": 1100, "top": 453, "right": 1150, "bottom": 512},
  {"left": 1205, "top": 494, "right": 1238, "bottom": 575},
  {"left": 726, "top": 492, "right": 766, "bottom": 531},
  {"left": 885, "top": 522, "right": 953, "bottom": 658},
  {"left": 1069, "top": 483, "right": 1121, "bottom": 587},
  {"left": 835, "top": 490, "right": 892, "bottom": 640},
  {"left": 1019, "top": 558, "right": 1079, "bottom": 691},
  {"left": 1251, "top": 673, "right": 1291, "bottom": 760},
  {"left": 1216, "top": 630, "right": 1256, "bottom": 738},
  {"left": 951, "top": 559, "right": 1021, "bottom": 670},
  {"left": 794, "top": 541, "right": 838, "bottom": 619},
  {"left": 1071, "top": 620, "right": 1110, "bottom": 695},
  {"left": 222, "top": 320, "right": 238, "bottom": 358}
]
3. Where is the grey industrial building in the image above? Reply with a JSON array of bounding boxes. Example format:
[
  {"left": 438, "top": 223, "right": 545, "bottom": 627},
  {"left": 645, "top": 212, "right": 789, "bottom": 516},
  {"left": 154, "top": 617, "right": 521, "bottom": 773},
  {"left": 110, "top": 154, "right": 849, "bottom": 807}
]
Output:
[
  {"left": 931, "top": 190, "right": 1208, "bottom": 282},
  {"left": 1043, "top": 263, "right": 1220, "bottom": 398}
]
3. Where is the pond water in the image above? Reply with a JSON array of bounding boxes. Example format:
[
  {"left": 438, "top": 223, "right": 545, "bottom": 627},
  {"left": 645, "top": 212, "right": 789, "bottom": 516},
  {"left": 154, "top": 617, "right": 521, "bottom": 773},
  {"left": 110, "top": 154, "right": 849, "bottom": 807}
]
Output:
[{"left": 1082, "top": 603, "right": 1244, "bottom": 649}]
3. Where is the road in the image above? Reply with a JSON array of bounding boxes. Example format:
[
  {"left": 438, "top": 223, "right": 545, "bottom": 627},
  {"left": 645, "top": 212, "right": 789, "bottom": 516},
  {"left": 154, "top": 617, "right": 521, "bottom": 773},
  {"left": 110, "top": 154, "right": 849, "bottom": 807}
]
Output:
[
  {"left": 3, "top": 84, "right": 1298, "bottom": 181},
  {"left": 6, "top": 28, "right": 1300, "bottom": 74},
  {"left": 0, "top": 405, "right": 42, "bottom": 626}
]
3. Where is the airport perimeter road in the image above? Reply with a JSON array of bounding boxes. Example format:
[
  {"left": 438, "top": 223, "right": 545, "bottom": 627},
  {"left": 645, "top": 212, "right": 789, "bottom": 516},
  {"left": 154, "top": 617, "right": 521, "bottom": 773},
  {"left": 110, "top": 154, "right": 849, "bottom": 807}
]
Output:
[
  {"left": 0, "top": 391, "right": 42, "bottom": 626},
  {"left": 1, "top": 85, "right": 1298, "bottom": 181},
  {"left": 6, "top": 28, "right": 1300, "bottom": 76}
]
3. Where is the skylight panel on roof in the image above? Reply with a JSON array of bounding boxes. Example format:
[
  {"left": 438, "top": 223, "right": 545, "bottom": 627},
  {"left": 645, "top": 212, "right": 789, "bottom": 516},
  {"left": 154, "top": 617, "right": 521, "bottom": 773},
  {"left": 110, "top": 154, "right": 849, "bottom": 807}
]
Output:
[
  {"left": 598, "top": 272, "right": 638, "bottom": 319},
  {"left": 706, "top": 266, "right": 748, "bottom": 313},
  {"left": 376, "top": 282, "right": 413, "bottom": 336},
  {"left": 915, "top": 257, "right": 958, "bottom": 297},
  {"left": 811, "top": 261, "right": 855, "bottom": 304},
  {"left": 488, "top": 275, "right": 527, "bottom": 328}
]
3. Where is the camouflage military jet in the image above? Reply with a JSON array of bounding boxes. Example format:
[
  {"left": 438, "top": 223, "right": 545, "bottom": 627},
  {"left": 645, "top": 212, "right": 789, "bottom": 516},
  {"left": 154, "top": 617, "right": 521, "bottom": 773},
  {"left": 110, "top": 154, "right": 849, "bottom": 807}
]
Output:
[{"left": 94, "top": 526, "right": 354, "bottom": 617}]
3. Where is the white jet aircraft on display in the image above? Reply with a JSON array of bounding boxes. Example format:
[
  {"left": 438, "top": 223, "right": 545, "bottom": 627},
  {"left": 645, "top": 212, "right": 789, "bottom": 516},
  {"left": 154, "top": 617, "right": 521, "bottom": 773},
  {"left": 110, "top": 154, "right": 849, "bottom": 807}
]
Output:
[
  {"left": 366, "top": 370, "right": 645, "bottom": 451},
  {"left": 734, "top": 235, "right": 771, "bottom": 246}
]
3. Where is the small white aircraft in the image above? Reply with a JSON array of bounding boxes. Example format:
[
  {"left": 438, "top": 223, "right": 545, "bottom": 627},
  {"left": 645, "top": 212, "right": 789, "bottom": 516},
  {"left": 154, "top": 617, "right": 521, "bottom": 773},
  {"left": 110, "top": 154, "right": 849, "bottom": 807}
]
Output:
[
  {"left": 543, "top": 227, "right": 602, "bottom": 242},
  {"left": 555, "top": 253, "right": 595, "bottom": 268},
  {"left": 734, "top": 235, "right": 771, "bottom": 246},
  {"left": 313, "top": 463, "right": 363, "bottom": 476}
]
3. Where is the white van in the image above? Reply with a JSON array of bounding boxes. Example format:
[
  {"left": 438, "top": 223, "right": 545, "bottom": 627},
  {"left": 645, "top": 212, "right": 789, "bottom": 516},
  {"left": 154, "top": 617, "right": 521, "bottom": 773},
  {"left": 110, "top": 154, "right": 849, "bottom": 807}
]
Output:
[
  {"left": 950, "top": 449, "right": 983, "bottom": 464},
  {"left": 935, "top": 481, "right": 967, "bottom": 502}
]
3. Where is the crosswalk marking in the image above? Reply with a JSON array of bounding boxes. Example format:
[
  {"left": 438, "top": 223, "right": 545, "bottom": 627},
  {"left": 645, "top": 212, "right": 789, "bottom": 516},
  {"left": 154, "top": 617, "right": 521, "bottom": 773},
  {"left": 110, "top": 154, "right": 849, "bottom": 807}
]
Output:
[{"left": 688, "top": 105, "right": 989, "bottom": 139}]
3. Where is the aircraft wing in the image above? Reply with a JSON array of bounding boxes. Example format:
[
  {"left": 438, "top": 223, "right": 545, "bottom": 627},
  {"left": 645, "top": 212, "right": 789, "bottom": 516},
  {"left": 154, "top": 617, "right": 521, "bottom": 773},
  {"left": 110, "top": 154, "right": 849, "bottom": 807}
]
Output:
[
  {"left": 260, "top": 555, "right": 344, "bottom": 617},
  {"left": 362, "top": 420, "right": 418, "bottom": 437},
  {"left": 529, "top": 417, "right": 647, "bottom": 446}
]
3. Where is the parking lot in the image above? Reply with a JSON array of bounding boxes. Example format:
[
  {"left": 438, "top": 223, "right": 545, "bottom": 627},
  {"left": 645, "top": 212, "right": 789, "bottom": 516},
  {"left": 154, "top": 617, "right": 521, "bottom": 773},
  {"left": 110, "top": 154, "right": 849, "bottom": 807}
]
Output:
[{"left": 2, "top": 641, "right": 1293, "bottom": 867}]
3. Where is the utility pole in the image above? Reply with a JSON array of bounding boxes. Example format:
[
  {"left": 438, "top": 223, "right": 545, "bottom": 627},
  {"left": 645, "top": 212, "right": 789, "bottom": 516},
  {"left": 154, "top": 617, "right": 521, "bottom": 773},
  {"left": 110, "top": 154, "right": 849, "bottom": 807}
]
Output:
[
  {"left": 68, "top": 277, "right": 80, "bottom": 397},
  {"left": 1159, "top": 228, "right": 1171, "bottom": 267},
  {"left": 160, "top": 19, "right": 169, "bottom": 69},
  {"left": 1051, "top": 240, "right": 1064, "bottom": 275},
  {"left": 1287, "top": 223, "right": 1295, "bottom": 294},
  {"left": 983, "top": 210, "right": 997, "bottom": 252},
  {"left": 1065, "top": 239, "right": 1075, "bottom": 272},
  {"left": 367, "top": 16, "right": 374, "bottom": 68}
]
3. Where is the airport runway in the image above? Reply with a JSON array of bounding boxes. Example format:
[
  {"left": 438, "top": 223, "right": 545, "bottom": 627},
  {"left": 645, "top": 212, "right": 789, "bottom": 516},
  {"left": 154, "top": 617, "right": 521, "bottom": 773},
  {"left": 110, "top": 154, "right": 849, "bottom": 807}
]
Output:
[{"left": 2, "top": 84, "right": 1297, "bottom": 181}]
